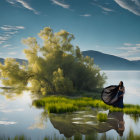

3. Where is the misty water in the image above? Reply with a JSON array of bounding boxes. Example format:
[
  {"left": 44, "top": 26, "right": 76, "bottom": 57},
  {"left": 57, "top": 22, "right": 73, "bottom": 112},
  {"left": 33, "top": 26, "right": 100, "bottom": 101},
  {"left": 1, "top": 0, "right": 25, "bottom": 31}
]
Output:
[{"left": 0, "top": 71, "right": 140, "bottom": 139}]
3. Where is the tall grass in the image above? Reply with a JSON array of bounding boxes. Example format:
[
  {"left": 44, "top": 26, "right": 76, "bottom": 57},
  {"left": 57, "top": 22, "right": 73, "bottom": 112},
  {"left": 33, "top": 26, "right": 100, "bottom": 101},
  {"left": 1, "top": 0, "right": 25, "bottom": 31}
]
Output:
[
  {"left": 97, "top": 113, "right": 107, "bottom": 122},
  {"left": 32, "top": 96, "right": 140, "bottom": 115},
  {"left": 0, "top": 135, "right": 31, "bottom": 140},
  {"left": 1, "top": 128, "right": 140, "bottom": 140}
]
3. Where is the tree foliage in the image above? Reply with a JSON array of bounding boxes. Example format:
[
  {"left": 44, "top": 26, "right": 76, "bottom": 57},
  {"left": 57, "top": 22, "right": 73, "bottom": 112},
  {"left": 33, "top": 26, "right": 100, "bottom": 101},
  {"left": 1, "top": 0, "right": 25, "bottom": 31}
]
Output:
[{"left": 0, "top": 27, "right": 106, "bottom": 95}]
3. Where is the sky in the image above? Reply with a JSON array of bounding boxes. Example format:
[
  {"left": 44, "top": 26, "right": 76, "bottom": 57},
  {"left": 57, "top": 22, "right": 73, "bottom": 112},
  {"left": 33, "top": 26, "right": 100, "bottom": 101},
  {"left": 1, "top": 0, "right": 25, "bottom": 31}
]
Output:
[{"left": 0, "top": 0, "right": 140, "bottom": 60}]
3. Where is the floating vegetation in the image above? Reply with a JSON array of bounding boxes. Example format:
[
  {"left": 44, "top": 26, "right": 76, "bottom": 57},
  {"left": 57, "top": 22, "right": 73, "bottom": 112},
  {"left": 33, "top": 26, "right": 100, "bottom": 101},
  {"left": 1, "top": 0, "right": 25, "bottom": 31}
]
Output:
[
  {"left": 97, "top": 113, "right": 107, "bottom": 122},
  {"left": 33, "top": 96, "right": 140, "bottom": 115}
]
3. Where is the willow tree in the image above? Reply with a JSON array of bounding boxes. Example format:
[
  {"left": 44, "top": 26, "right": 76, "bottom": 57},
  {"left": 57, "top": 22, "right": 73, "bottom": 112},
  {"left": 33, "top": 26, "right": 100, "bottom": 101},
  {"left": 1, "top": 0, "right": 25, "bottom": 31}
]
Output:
[{"left": 0, "top": 27, "right": 106, "bottom": 95}]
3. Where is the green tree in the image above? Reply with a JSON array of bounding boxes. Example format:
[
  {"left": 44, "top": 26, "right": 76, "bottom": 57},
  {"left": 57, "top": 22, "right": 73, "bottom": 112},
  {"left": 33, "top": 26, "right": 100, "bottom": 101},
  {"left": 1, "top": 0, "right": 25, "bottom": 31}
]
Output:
[{"left": 0, "top": 27, "right": 106, "bottom": 95}]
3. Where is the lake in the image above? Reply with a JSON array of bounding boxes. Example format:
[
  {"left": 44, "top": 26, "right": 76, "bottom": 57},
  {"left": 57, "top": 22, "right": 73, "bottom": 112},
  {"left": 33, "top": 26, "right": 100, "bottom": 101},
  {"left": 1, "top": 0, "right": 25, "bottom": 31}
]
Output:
[{"left": 0, "top": 71, "right": 140, "bottom": 140}]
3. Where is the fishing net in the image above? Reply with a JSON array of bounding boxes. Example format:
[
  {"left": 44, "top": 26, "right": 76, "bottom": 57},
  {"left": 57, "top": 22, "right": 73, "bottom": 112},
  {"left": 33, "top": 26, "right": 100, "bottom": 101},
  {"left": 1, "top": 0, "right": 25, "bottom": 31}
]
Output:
[{"left": 101, "top": 85, "right": 119, "bottom": 105}]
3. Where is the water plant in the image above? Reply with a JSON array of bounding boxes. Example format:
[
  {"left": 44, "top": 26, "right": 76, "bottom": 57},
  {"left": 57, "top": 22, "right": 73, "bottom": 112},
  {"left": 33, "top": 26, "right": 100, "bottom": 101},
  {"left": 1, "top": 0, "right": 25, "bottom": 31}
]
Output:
[{"left": 97, "top": 113, "right": 107, "bottom": 122}]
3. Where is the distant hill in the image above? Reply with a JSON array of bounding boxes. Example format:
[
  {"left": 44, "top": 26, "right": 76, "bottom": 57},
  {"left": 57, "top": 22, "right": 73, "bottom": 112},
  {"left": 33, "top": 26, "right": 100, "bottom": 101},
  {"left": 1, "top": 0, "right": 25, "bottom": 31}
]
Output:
[
  {"left": 82, "top": 50, "right": 140, "bottom": 70},
  {"left": 1, "top": 50, "right": 140, "bottom": 70},
  {"left": 0, "top": 58, "right": 27, "bottom": 65}
]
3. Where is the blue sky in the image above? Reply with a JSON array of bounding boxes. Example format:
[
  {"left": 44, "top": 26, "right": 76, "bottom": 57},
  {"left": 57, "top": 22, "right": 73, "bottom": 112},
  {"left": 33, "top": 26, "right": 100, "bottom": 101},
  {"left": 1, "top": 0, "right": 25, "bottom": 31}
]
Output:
[{"left": 0, "top": 0, "right": 140, "bottom": 60}]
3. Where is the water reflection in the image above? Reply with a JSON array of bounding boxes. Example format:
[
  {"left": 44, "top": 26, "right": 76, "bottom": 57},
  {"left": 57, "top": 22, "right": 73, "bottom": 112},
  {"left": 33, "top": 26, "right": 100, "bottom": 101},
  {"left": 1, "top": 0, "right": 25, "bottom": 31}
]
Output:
[
  {"left": 1, "top": 71, "right": 140, "bottom": 140},
  {"left": 0, "top": 87, "right": 126, "bottom": 139},
  {"left": 0, "top": 87, "right": 26, "bottom": 99},
  {"left": 29, "top": 111, "right": 48, "bottom": 130},
  {"left": 29, "top": 109, "right": 125, "bottom": 139},
  {"left": 130, "top": 114, "right": 140, "bottom": 124},
  {"left": 100, "top": 111, "right": 125, "bottom": 137}
]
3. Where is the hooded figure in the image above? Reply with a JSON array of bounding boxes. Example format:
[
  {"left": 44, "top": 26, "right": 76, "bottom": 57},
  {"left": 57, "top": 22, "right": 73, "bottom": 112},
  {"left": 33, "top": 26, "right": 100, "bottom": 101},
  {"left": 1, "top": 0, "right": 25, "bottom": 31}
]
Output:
[{"left": 101, "top": 81, "right": 125, "bottom": 108}]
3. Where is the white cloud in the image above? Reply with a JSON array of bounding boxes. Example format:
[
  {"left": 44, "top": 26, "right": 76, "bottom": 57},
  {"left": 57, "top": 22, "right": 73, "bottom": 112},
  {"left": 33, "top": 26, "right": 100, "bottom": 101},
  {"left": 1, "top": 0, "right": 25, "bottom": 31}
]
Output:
[
  {"left": 80, "top": 14, "right": 91, "bottom": 17},
  {"left": 123, "top": 43, "right": 133, "bottom": 46},
  {"left": 6, "top": 0, "right": 39, "bottom": 14},
  {"left": 92, "top": 2, "right": 114, "bottom": 13},
  {"left": 98, "top": 5, "right": 114, "bottom": 12},
  {"left": 127, "top": 57, "right": 140, "bottom": 60},
  {"left": 2, "top": 44, "right": 11, "bottom": 48},
  {"left": 8, "top": 52, "right": 17, "bottom": 55},
  {"left": 51, "top": 0, "right": 70, "bottom": 9},
  {"left": 0, "top": 35, "right": 9, "bottom": 41},
  {"left": 114, "top": 0, "right": 140, "bottom": 16},
  {"left": 118, "top": 46, "right": 140, "bottom": 51},
  {"left": 136, "top": 44, "right": 140, "bottom": 46},
  {"left": 116, "top": 51, "right": 136, "bottom": 58},
  {"left": 0, "top": 25, "right": 25, "bottom": 45},
  {"left": 0, "top": 25, "right": 25, "bottom": 31},
  {"left": 117, "top": 45, "right": 140, "bottom": 59}
]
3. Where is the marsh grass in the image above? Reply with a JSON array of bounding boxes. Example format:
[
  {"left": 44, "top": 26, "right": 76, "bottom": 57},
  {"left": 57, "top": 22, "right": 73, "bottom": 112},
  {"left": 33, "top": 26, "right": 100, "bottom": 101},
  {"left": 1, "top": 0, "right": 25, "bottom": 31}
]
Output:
[
  {"left": 97, "top": 113, "right": 107, "bottom": 122},
  {"left": 1, "top": 129, "right": 140, "bottom": 140},
  {"left": 0, "top": 135, "right": 31, "bottom": 140},
  {"left": 33, "top": 96, "right": 140, "bottom": 115}
]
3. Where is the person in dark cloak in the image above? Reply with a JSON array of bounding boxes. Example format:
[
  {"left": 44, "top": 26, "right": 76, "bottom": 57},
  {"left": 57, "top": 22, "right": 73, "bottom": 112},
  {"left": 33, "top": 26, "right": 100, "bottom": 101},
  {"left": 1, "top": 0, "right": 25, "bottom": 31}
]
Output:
[{"left": 114, "top": 81, "right": 125, "bottom": 108}]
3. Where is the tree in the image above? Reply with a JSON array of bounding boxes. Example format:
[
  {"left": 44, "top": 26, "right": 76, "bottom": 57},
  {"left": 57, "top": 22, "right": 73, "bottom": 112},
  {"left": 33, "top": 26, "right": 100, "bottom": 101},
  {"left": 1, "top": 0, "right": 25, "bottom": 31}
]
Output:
[{"left": 0, "top": 27, "right": 106, "bottom": 95}]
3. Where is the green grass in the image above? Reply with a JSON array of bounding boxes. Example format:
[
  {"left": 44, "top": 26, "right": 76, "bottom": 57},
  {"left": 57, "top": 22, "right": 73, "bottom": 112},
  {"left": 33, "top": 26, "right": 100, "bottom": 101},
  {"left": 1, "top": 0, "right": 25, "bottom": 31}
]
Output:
[
  {"left": 32, "top": 96, "right": 140, "bottom": 115},
  {"left": 97, "top": 113, "right": 107, "bottom": 122},
  {"left": 0, "top": 135, "right": 31, "bottom": 140},
  {"left": 1, "top": 128, "right": 140, "bottom": 140}
]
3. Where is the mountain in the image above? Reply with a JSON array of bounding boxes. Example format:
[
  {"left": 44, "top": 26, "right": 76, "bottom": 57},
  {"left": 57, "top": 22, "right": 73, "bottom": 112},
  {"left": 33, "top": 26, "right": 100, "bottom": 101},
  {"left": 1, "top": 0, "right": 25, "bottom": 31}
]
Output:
[
  {"left": 133, "top": 60, "right": 140, "bottom": 66},
  {"left": 82, "top": 50, "right": 140, "bottom": 70},
  {"left": 1, "top": 50, "right": 140, "bottom": 70},
  {"left": 0, "top": 58, "right": 27, "bottom": 65}
]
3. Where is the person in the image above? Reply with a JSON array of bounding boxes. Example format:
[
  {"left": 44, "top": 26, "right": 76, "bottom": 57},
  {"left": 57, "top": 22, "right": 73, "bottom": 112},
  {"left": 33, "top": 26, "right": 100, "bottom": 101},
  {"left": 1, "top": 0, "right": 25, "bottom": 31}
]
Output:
[{"left": 114, "top": 81, "right": 125, "bottom": 108}]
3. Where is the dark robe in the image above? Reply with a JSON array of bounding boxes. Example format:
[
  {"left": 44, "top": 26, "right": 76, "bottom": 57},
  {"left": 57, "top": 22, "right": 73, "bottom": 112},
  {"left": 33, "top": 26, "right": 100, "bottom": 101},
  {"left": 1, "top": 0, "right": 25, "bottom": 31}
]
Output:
[{"left": 101, "top": 85, "right": 119, "bottom": 105}]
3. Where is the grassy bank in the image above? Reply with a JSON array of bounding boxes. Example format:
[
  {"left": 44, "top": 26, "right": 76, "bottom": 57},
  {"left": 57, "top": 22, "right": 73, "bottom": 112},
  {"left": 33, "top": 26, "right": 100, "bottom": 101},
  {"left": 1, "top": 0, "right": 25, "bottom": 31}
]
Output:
[{"left": 32, "top": 96, "right": 140, "bottom": 115}]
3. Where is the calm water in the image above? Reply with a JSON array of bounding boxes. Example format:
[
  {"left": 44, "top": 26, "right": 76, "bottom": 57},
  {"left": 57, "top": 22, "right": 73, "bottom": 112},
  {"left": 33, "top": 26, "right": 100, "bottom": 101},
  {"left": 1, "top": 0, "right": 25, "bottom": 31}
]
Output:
[{"left": 0, "top": 71, "right": 140, "bottom": 140}]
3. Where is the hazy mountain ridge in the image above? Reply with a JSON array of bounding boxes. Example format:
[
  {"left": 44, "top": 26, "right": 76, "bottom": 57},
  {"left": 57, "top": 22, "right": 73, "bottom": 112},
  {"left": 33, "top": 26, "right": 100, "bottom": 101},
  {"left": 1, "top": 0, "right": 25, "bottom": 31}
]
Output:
[
  {"left": 1, "top": 50, "right": 140, "bottom": 70},
  {"left": 82, "top": 50, "right": 140, "bottom": 70},
  {"left": 0, "top": 58, "right": 27, "bottom": 65}
]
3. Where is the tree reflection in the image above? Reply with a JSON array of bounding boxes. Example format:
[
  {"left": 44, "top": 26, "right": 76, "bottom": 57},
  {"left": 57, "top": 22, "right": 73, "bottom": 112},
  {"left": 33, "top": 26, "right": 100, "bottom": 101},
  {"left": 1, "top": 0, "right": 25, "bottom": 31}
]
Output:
[
  {"left": 29, "top": 111, "right": 48, "bottom": 130},
  {"left": 31, "top": 109, "right": 125, "bottom": 138},
  {"left": 130, "top": 114, "right": 140, "bottom": 124},
  {"left": 0, "top": 87, "right": 43, "bottom": 100},
  {"left": 0, "top": 87, "right": 26, "bottom": 99}
]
